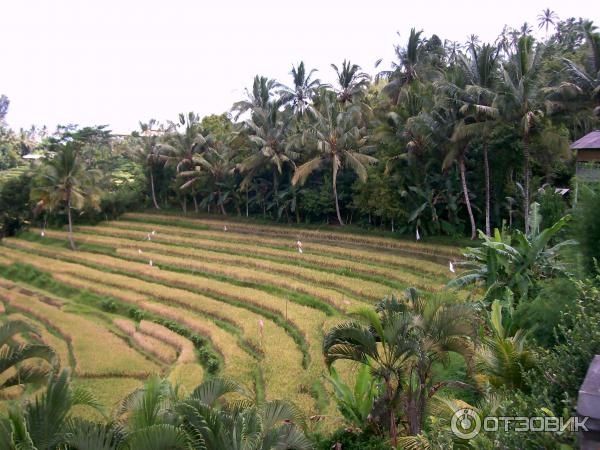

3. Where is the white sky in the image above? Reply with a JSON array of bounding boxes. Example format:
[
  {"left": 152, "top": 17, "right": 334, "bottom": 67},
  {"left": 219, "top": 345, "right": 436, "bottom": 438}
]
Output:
[{"left": 1, "top": 0, "right": 597, "bottom": 134}]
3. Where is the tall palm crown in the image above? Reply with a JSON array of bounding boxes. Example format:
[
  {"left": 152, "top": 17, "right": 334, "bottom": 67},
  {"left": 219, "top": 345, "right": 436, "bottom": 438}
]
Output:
[
  {"left": 131, "top": 119, "right": 164, "bottom": 209},
  {"left": 280, "top": 61, "right": 321, "bottom": 115},
  {"left": 232, "top": 75, "right": 282, "bottom": 119},
  {"left": 180, "top": 137, "right": 238, "bottom": 215},
  {"left": 330, "top": 60, "right": 370, "bottom": 104},
  {"left": 160, "top": 112, "right": 209, "bottom": 173},
  {"left": 537, "top": 8, "right": 558, "bottom": 36},
  {"left": 291, "top": 95, "right": 377, "bottom": 225},
  {"left": 380, "top": 28, "right": 426, "bottom": 104},
  {"left": 498, "top": 35, "right": 544, "bottom": 232},
  {"left": 238, "top": 103, "right": 297, "bottom": 193}
]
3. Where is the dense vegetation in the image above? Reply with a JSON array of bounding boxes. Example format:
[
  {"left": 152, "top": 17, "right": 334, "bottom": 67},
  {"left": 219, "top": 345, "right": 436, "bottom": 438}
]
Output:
[{"left": 1, "top": 11, "right": 600, "bottom": 450}]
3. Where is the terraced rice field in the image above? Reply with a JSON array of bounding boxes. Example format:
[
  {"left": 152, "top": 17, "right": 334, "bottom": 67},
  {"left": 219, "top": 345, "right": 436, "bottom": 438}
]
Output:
[{"left": 0, "top": 212, "right": 460, "bottom": 424}]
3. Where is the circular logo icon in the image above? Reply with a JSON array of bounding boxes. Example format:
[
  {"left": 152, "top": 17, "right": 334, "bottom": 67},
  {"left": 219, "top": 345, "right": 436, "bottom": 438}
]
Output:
[{"left": 451, "top": 408, "right": 481, "bottom": 440}]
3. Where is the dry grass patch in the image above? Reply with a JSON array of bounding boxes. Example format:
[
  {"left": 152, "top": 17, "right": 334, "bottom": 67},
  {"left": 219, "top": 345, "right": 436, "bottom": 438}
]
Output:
[
  {"left": 6, "top": 312, "right": 71, "bottom": 371},
  {"left": 0, "top": 286, "right": 160, "bottom": 378},
  {"left": 122, "top": 213, "right": 459, "bottom": 257},
  {"left": 77, "top": 223, "right": 448, "bottom": 283},
  {"left": 168, "top": 363, "right": 204, "bottom": 394},
  {"left": 139, "top": 321, "right": 196, "bottom": 364},
  {"left": 0, "top": 245, "right": 313, "bottom": 412}
]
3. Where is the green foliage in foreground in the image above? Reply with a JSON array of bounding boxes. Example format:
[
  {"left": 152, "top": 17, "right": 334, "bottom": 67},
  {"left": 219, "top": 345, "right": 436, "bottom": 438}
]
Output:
[{"left": 0, "top": 370, "right": 311, "bottom": 450}]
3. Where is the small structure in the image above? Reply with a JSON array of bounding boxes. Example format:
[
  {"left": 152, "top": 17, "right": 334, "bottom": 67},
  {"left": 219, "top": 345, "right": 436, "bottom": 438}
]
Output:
[
  {"left": 578, "top": 355, "right": 600, "bottom": 448},
  {"left": 572, "top": 131, "right": 600, "bottom": 182},
  {"left": 570, "top": 131, "right": 600, "bottom": 203}
]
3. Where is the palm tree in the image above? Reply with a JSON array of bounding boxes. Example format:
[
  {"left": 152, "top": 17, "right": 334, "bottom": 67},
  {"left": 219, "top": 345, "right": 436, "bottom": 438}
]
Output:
[
  {"left": 1, "top": 369, "right": 106, "bottom": 449},
  {"left": 323, "top": 289, "right": 474, "bottom": 441},
  {"left": 330, "top": 60, "right": 370, "bottom": 104},
  {"left": 537, "top": 9, "right": 558, "bottom": 38},
  {"left": 238, "top": 104, "right": 296, "bottom": 204},
  {"left": 115, "top": 375, "right": 188, "bottom": 449},
  {"left": 280, "top": 61, "right": 321, "bottom": 115},
  {"left": 177, "top": 378, "right": 311, "bottom": 449},
  {"left": 132, "top": 119, "right": 164, "bottom": 209},
  {"left": 291, "top": 96, "right": 377, "bottom": 225},
  {"left": 0, "top": 320, "right": 56, "bottom": 399},
  {"left": 380, "top": 28, "right": 425, "bottom": 104},
  {"left": 456, "top": 42, "right": 501, "bottom": 236},
  {"left": 446, "top": 124, "right": 477, "bottom": 240},
  {"left": 159, "top": 112, "right": 210, "bottom": 212},
  {"left": 31, "top": 142, "right": 101, "bottom": 250},
  {"left": 232, "top": 75, "right": 281, "bottom": 118},
  {"left": 475, "top": 301, "right": 535, "bottom": 390},
  {"left": 498, "top": 35, "right": 544, "bottom": 232},
  {"left": 180, "top": 138, "right": 238, "bottom": 215}
]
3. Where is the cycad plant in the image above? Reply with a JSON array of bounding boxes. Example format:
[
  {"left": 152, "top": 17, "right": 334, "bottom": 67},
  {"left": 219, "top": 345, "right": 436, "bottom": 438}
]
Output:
[
  {"left": 475, "top": 300, "right": 535, "bottom": 391},
  {"left": 0, "top": 320, "right": 56, "bottom": 399}
]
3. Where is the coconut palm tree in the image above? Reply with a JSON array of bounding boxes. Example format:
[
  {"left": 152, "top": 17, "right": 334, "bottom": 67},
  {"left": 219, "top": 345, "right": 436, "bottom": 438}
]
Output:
[
  {"left": 131, "top": 119, "right": 164, "bottom": 209},
  {"left": 232, "top": 75, "right": 282, "bottom": 119},
  {"left": 31, "top": 142, "right": 101, "bottom": 250},
  {"left": 323, "top": 289, "right": 474, "bottom": 441},
  {"left": 452, "top": 42, "right": 501, "bottom": 236},
  {"left": 237, "top": 103, "right": 297, "bottom": 203},
  {"left": 330, "top": 60, "right": 370, "bottom": 105},
  {"left": 0, "top": 320, "right": 56, "bottom": 399},
  {"left": 280, "top": 61, "right": 321, "bottom": 115},
  {"left": 498, "top": 35, "right": 544, "bottom": 232},
  {"left": 291, "top": 95, "right": 377, "bottom": 225},
  {"left": 180, "top": 138, "right": 238, "bottom": 215},
  {"left": 380, "top": 28, "right": 425, "bottom": 104},
  {"left": 537, "top": 9, "right": 559, "bottom": 38}
]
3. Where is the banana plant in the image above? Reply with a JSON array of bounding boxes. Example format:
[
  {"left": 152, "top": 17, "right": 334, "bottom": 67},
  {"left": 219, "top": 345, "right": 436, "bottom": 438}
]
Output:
[
  {"left": 448, "top": 209, "right": 576, "bottom": 302},
  {"left": 324, "top": 364, "right": 380, "bottom": 430}
]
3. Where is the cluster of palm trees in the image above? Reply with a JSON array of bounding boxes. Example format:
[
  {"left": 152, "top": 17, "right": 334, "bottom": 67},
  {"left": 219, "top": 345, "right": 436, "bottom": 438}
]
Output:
[{"left": 122, "top": 15, "right": 598, "bottom": 238}]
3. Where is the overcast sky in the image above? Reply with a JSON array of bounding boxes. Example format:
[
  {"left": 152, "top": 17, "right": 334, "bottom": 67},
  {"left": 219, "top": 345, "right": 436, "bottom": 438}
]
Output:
[{"left": 1, "top": 0, "right": 597, "bottom": 134}]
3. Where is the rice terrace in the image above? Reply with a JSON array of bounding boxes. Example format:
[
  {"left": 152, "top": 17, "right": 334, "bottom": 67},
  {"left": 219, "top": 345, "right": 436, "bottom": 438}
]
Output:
[
  {"left": 0, "top": 212, "right": 460, "bottom": 422},
  {"left": 2, "top": 1, "right": 600, "bottom": 448}
]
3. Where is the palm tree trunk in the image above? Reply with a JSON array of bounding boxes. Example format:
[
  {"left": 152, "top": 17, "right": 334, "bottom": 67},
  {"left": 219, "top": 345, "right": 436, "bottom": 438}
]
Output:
[
  {"left": 182, "top": 197, "right": 187, "bottom": 215},
  {"left": 66, "top": 193, "right": 76, "bottom": 251},
  {"left": 272, "top": 171, "right": 278, "bottom": 207},
  {"left": 246, "top": 190, "right": 249, "bottom": 217},
  {"left": 483, "top": 142, "right": 491, "bottom": 237},
  {"left": 523, "top": 134, "right": 531, "bottom": 233},
  {"left": 459, "top": 156, "right": 476, "bottom": 240},
  {"left": 332, "top": 166, "right": 344, "bottom": 226},
  {"left": 193, "top": 195, "right": 198, "bottom": 213},
  {"left": 218, "top": 189, "right": 226, "bottom": 215},
  {"left": 149, "top": 170, "right": 160, "bottom": 209}
]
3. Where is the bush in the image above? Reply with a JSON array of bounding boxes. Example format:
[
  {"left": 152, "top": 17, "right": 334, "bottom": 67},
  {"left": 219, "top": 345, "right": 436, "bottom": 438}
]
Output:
[
  {"left": 312, "top": 428, "right": 390, "bottom": 450},
  {"left": 538, "top": 188, "right": 567, "bottom": 231},
  {"left": 573, "top": 186, "right": 600, "bottom": 273},
  {"left": 512, "top": 277, "right": 579, "bottom": 346}
]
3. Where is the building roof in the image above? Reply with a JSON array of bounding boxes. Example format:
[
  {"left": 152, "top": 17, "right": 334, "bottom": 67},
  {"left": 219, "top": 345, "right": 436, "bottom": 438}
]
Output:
[{"left": 571, "top": 130, "right": 600, "bottom": 150}]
